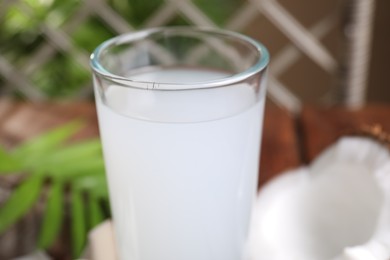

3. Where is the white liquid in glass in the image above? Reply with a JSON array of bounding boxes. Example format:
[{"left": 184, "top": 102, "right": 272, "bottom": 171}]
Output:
[{"left": 95, "top": 68, "right": 265, "bottom": 260}]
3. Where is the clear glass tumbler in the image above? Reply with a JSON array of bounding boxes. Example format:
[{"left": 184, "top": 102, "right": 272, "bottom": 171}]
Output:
[{"left": 90, "top": 27, "right": 269, "bottom": 260}]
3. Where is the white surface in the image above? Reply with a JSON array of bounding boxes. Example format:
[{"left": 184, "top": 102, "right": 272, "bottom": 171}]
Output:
[
  {"left": 88, "top": 220, "right": 117, "bottom": 260},
  {"left": 95, "top": 68, "right": 264, "bottom": 260},
  {"left": 249, "top": 137, "right": 390, "bottom": 260}
]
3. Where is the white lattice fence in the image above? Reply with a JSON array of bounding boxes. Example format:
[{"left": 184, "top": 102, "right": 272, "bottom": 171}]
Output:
[{"left": 0, "top": 0, "right": 375, "bottom": 112}]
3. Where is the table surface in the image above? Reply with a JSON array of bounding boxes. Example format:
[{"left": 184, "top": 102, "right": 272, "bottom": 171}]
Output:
[
  {"left": 1, "top": 99, "right": 390, "bottom": 185},
  {"left": 0, "top": 99, "right": 390, "bottom": 259}
]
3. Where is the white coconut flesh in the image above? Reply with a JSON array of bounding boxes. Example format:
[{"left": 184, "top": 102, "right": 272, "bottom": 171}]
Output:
[{"left": 250, "top": 137, "right": 390, "bottom": 260}]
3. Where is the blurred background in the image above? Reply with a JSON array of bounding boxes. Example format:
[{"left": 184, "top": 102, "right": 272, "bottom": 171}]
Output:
[{"left": 0, "top": 0, "right": 389, "bottom": 111}]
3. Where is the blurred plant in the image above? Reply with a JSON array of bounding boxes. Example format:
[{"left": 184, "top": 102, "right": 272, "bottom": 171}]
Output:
[
  {"left": 0, "top": 122, "right": 109, "bottom": 258},
  {"left": 1, "top": 0, "right": 242, "bottom": 99}
]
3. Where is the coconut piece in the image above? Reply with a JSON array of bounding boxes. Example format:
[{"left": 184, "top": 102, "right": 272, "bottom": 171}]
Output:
[
  {"left": 87, "top": 220, "right": 117, "bottom": 260},
  {"left": 249, "top": 137, "right": 390, "bottom": 260}
]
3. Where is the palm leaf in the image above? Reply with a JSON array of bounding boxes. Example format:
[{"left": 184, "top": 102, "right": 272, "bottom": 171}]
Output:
[
  {"left": 73, "top": 174, "right": 108, "bottom": 199},
  {"left": 26, "top": 139, "right": 102, "bottom": 169},
  {"left": 44, "top": 157, "right": 105, "bottom": 180},
  {"left": 13, "top": 121, "right": 82, "bottom": 161},
  {"left": 71, "top": 189, "right": 87, "bottom": 258},
  {"left": 88, "top": 196, "right": 105, "bottom": 230},
  {"left": 37, "top": 182, "right": 64, "bottom": 249},
  {"left": 0, "top": 175, "right": 43, "bottom": 233},
  {"left": 0, "top": 146, "right": 22, "bottom": 173}
]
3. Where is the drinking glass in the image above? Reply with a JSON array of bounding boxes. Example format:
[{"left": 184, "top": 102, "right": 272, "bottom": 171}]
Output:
[{"left": 90, "top": 27, "right": 269, "bottom": 260}]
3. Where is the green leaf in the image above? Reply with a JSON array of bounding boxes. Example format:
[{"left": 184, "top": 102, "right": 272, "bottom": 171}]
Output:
[
  {"left": 22, "top": 138, "right": 105, "bottom": 179},
  {"left": 73, "top": 174, "right": 109, "bottom": 199},
  {"left": 71, "top": 190, "right": 86, "bottom": 258},
  {"left": 0, "top": 146, "right": 23, "bottom": 173},
  {"left": 89, "top": 187, "right": 109, "bottom": 201},
  {"left": 0, "top": 175, "right": 43, "bottom": 233},
  {"left": 88, "top": 196, "right": 105, "bottom": 230},
  {"left": 33, "top": 139, "right": 101, "bottom": 165},
  {"left": 42, "top": 139, "right": 102, "bottom": 165},
  {"left": 73, "top": 174, "right": 107, "bottom": 194},
  {"left": 37, "top": 182, "right": 64, "bottom": 249},
  {"left": 13, "top": 121, "right": 83, "bottom": 160},
  {"left": 43, "top": 157, "right": 105, "bottom": 180}
]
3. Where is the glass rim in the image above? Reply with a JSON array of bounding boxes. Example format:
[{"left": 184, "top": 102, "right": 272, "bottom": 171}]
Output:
[{"left": 90, "top": 26, "right": 269, "bottom": 90}]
